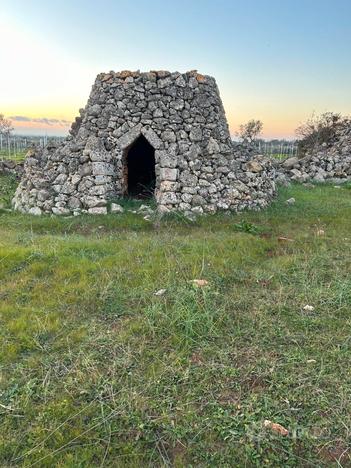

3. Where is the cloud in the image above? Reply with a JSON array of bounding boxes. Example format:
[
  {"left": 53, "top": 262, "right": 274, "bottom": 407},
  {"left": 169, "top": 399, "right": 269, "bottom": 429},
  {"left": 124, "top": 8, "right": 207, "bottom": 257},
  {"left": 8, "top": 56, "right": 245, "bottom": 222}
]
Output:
[
  {"left": 10, "top": 115, "right": 71, "bottom": 126},
  {"left": 10, "top": 115, "right": 31, "bottom": 122}
]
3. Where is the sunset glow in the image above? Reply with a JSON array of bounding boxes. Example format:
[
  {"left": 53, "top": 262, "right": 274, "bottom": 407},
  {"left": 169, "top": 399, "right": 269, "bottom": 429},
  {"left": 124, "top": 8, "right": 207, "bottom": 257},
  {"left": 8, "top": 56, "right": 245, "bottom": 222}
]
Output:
[{"left": 1, "top": 0, "right": 350, "bottom": 139}]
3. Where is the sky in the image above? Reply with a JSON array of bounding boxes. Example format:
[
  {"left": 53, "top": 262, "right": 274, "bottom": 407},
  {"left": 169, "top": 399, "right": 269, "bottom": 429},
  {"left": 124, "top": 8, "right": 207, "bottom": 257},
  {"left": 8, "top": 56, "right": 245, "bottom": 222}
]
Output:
[{"left": 1, "top": 0, "right": 350, "bottom": 139}]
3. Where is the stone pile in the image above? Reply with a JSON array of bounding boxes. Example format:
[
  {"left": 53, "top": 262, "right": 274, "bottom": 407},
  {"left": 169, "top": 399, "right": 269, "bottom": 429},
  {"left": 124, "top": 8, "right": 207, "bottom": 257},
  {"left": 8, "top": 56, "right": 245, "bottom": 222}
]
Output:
[
  {"left": 13, "top": 70, "right": 276, "bottom": 215},
  {"left": 0, "top": 160, "right": 24, "bottom": 178},
  {"left": 277, "top": 120, "right": 351, "bottom": 183}
]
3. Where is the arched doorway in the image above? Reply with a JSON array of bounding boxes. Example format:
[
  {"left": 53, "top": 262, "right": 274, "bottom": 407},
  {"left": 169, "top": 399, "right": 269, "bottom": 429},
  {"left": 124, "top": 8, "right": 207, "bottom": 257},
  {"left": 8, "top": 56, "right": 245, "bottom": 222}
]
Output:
[{"left": 124, "top": 135, "right": 156, "bottom": 198}]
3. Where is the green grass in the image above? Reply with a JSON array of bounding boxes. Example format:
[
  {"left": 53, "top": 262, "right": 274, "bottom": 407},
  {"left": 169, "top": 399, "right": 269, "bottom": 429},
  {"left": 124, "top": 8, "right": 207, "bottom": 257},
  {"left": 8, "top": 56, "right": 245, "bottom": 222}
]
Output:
[
  {"left": 1, "top": 176, "right": 351, "bottom": 466},
  {"left": 270, "top": 153, "right": 299, "bottom": 161},
  {"left": 0, "top": 174, "right": 18, "bottom": 208},
  {"left": 0, "top": 150, "right": 27, "bottom": 161}
]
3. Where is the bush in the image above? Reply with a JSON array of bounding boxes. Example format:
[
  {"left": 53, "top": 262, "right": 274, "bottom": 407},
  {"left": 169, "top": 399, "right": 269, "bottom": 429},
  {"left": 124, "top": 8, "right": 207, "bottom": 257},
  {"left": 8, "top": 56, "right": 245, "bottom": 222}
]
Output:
[{"left": 296, "top": 112, "right": 349, "bottom": 156}]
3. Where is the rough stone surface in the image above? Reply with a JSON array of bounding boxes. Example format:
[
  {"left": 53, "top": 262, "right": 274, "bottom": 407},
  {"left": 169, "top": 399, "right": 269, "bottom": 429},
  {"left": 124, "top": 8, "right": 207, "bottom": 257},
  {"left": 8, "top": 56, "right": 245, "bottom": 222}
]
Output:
[
  {"left": 13, "top": 70, "right": 276, "bottom": 215},
  {"left": 276, "top": 120, "right": 351, "bottom": 184},
  {"left": 0, "top": 159, "right": 24, "bottom": 178},
  {"left": 110, "top": 203, "right": 124, "bottom": 214}
]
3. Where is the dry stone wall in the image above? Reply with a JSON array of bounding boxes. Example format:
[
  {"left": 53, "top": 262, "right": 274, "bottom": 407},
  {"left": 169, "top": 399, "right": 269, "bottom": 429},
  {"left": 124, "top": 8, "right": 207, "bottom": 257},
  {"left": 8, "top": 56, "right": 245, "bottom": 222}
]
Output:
[
  {"left": 13, "top": 70, "right": 276, "bottom": 215},
  {"left": 277, "top": 120, "right": 351, "bottom": 183}
]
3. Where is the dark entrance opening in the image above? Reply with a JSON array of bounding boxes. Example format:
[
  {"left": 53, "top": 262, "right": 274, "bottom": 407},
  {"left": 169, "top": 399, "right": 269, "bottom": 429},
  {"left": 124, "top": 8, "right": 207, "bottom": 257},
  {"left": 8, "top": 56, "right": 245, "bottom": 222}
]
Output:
[{"left": 125, "top": 135, "right": 156, "bottom": 198}]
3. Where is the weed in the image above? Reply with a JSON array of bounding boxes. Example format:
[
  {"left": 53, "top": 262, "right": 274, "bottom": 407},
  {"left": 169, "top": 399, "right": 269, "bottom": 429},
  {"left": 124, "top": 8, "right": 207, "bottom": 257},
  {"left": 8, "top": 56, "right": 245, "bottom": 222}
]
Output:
[{"left": 233, "top": 219, "right": 261, "bottom": 234}]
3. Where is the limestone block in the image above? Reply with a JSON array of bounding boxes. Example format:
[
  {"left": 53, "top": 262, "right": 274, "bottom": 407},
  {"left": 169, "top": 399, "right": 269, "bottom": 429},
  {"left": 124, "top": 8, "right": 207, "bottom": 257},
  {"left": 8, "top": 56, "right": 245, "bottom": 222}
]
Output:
[
  {"left": 94, "top": 175, "right": 112, "bottom": 185},
  {"left": 206, "top": 137, "right": 220, "bottom": 154},
  {"left": 92, "top": 162, "right": 114, "bottom": 176},
  {"left": 158, "top": 77, "right": 172, "bottom": 88},
  {"left": 160, "top": 168, "right": 178, "bottom": 181},
  {"left": 159, "top": 181, "right": 179, "bottom": 191},
  {"left": 180, "top": 170, "right": 197, "bottom": 186},
  {"left": 88, "top": 104, "right": 102, "bottom": 116},
  {"left": 161, "top": 130, "right": 176, "bottom": 143},
  {"left": 156, "top": 150, "right": 177, "bottom": 168},
  {"left": 88, "top": 206, "right": 108, "bottom": 215},
  {"left": 111, "top": 203, "right": 124, "bottom": 214},
  {"left": 28, "top": 206, "right": 42, "bottom": 216},
  {"left": 141, "top": 126, "right": 162, "bottom": 149},
  {"left": 158, "top": 191, "right": 178, "bottom": 204},
  {"left": 54, "top": 173, "right": 68, "bottom": 185},
  {"left": 37, "top": 190, "right": 50, "bottom": 202},
  {"left": 281, "top": 157, "right": 299, "bottom": 169},
  {"left": 246, "top": 161, "right": 263, "bottom": 173},
  {"left": 68, "top": 197, "right": 82, "bottom": 210},
  {"left": 85, "top": 196, "right": 107, "bottom": 208},
  {"left": 80, "top": 163, "right": 92, "bottom": 176},
  {"left": 189, "top": 128, "right": 202, "bottom": 142},
  {"left": 61, "top": 183, "right": 75, "bottom": 195},
  {"left": 175, "top": 75, "right": 186, "bottom": 87},
  {"left": 52, "top": 207, "right": 70, "bottom": 215}
]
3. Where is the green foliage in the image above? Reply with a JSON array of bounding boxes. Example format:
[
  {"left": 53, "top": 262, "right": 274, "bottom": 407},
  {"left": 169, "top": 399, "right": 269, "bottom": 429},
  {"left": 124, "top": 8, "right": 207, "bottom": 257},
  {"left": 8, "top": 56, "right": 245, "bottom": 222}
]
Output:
[
  {"left": 233, "top": 219, "right": 261, "bottom": 234},
  {"left": 237, "top": 119, "right": 263, "bottom": 143},
  {"left": 0, "top": 174, "right": 17, "bottom": 208},
  {"left": 0, "top": 150, "right": 27, "bottom": 161},
  {"left": 0, "top": 181, "right": 351, "bottom": 465}
]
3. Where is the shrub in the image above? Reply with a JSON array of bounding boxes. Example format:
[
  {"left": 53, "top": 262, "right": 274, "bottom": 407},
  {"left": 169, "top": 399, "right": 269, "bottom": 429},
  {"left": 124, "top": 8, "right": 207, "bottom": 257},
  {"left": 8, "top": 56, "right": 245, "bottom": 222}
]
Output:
[{"left": 296, "top": 112, "right": 349, "bottom": 156}]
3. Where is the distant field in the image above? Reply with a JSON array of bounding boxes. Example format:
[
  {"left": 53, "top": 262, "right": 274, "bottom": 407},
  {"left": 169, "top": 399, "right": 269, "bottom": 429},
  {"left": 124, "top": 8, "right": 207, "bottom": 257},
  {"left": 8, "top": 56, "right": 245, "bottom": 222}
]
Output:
[
  {"left": 271, "top": 153, "right": 291, "bottom": 160},
  {"left": 0, "top": 147, "right": 295, "bottom": 162},
  {"left": 0, "top": 149, "right": 27, "bottom": 161},
  {"left": 1, "top": 176, "right": 351, "bottom": 466}
]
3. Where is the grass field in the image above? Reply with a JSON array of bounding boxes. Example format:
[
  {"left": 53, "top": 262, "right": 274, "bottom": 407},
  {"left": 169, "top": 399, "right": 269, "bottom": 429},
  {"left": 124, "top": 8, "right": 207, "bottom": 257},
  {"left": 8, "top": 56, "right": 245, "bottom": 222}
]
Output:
[
  {"left": 1, "top": 174, "right": 351, "bottom": 466},
  {"left": 0, "top": 150, "right": 27, "bottom": 161}
]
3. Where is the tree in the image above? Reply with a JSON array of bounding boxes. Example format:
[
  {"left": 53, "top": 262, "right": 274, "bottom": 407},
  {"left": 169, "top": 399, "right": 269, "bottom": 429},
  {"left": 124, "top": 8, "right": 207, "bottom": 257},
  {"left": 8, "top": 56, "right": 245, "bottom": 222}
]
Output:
[
  {"left": 0, "top": 114, "right": 13, "bottom": 152},
  {"left": 237, "top": 119, "right": 263, "bottom": 144},
  {"left": 0, "top": 114, "right": 13, "bottom": 136}
]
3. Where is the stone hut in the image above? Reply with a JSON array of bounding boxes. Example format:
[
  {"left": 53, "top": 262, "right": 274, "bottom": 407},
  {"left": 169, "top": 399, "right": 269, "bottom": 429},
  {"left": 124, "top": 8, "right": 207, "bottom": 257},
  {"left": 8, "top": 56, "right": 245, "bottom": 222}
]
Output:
[{"left": 13, "top": 70, "right": 275, "bottom": 215}]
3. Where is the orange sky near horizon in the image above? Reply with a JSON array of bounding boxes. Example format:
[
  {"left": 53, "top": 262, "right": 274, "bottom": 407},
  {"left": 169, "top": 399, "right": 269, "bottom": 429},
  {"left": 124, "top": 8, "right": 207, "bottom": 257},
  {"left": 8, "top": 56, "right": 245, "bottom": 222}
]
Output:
[
  {"left": 5, "top": 64, "right": 347, "bottom": 140},
  {"left": 7, "top": 114, "right": 299, "bottom": 140},
  {"left": 5, "top": 92, "right": 312, "bottom": 140},
  {"left": 2, "top": 4, "right": 350, "bottom": 141},
  {"left": 6, "top": 104, "right": 309, "bottom": 140}
]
